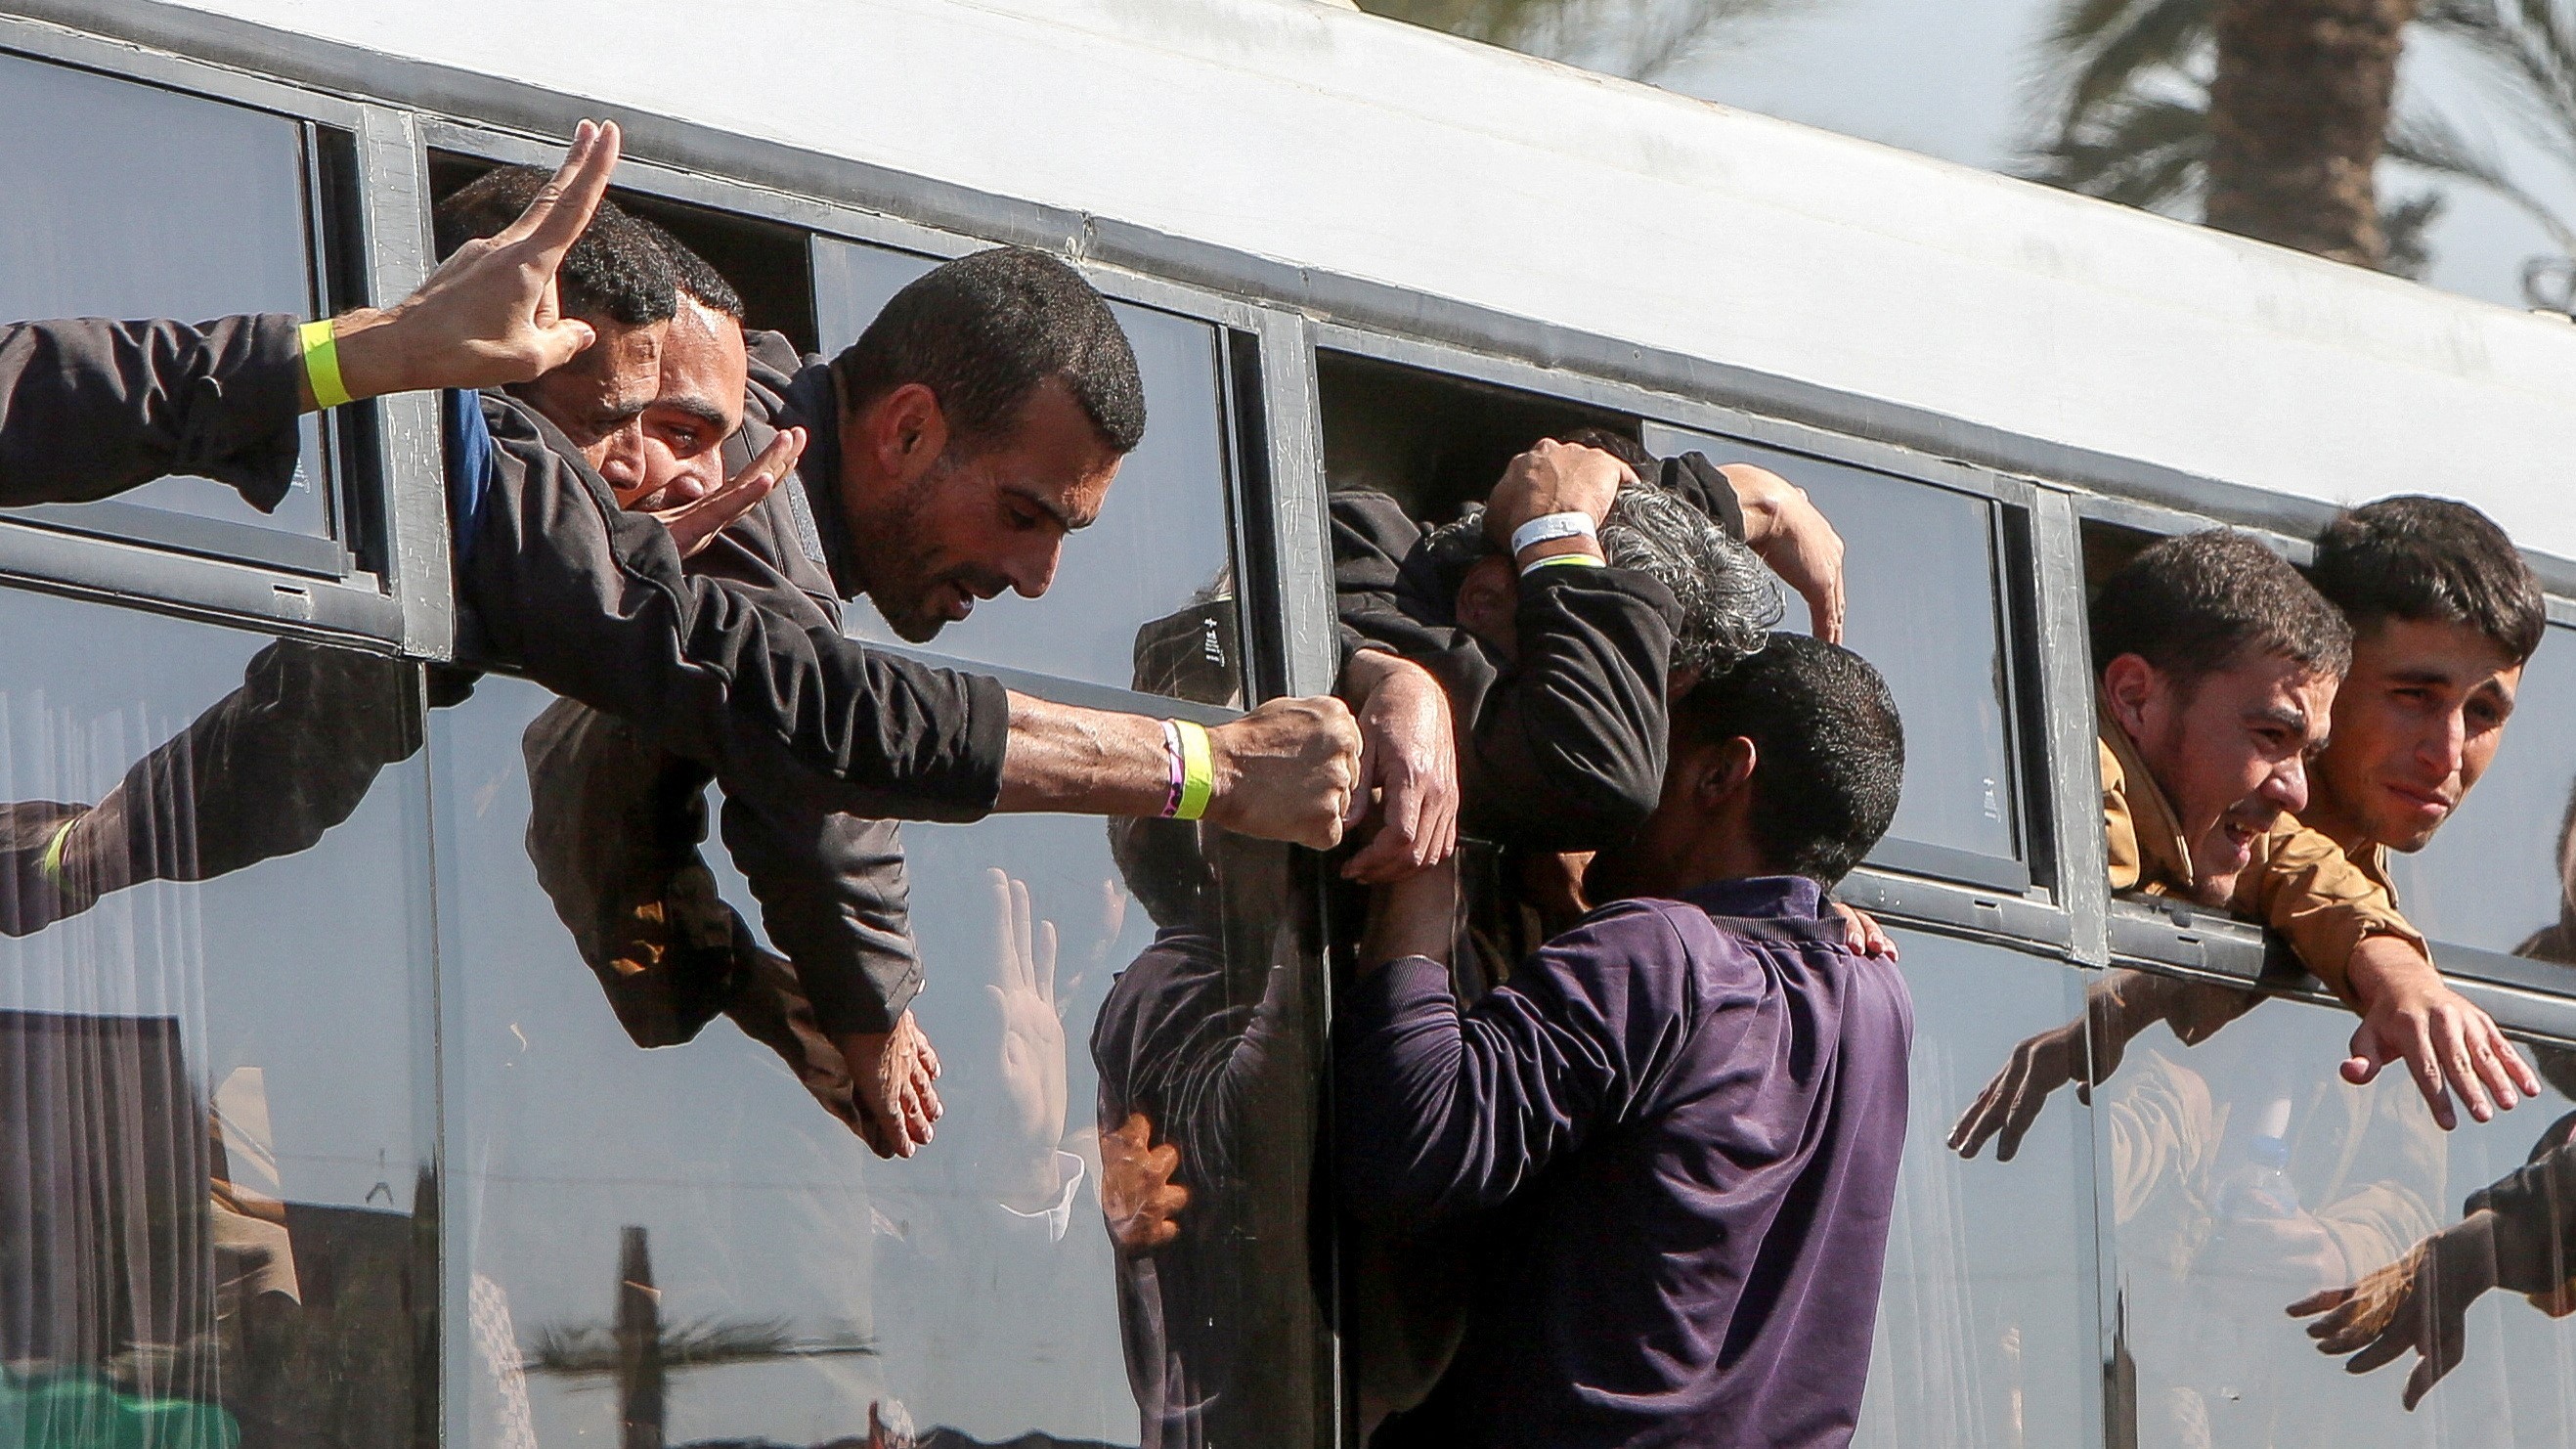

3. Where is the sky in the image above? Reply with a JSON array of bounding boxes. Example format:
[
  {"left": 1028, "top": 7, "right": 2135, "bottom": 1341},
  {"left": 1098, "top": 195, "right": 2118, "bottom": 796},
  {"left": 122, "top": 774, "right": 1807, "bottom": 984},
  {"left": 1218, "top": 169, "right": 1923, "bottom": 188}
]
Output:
[{"left": 1589, "top": 0, "right": 2576, "bottom": 313}]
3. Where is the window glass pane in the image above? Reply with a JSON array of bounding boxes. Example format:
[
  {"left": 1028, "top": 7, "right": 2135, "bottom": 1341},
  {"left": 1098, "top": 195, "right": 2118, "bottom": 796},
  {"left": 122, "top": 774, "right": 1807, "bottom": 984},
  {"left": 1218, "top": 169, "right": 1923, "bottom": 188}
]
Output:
[
  {"left": 0, "top": 53, "right": 333, "bottom": 543},
  {"left": 1645, "top": 424, "right": 2021, "bottom": 867},
  {"left": 2080, "top": 974, "right": 2576, "bottom": 1446},
  {"left": 1857, "top": 930, "right": 2097, "bottom": 1448},
  {"left": 809, "top": 237, "right": 1244, "bottom": 700},
  {"left": 2383, "top": 623, "right": 2576, "bottom": 958},
  {"left": 433, "top": 678, "right": 1328, "bottom": 1447},
  {"left": 0, "top": 587, "right": 433, "bottom": 1446}
]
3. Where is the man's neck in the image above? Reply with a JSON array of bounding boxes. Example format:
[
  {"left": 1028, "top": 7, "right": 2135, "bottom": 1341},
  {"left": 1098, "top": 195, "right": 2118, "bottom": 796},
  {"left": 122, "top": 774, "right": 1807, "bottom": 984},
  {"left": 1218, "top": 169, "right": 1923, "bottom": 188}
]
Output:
[{"left": 2295, "top": 785, "right": 2370, "bottom": 857}]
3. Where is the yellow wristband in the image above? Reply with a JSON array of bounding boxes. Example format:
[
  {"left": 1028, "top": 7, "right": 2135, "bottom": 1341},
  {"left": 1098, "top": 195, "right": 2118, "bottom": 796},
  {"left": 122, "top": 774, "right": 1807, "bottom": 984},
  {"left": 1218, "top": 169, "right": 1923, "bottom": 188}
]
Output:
[
  {"left": 300, "top": 318, "right": 352, "bottom": 410},
  {"left": 38, "top": 817, "right": 74, "bottom": 885},
  {"left": 1520, "top": 551, "right": 1606, "bottom": 576},
  {"left": 1173, "top": 720, "right": 1215, "bottom": 822}
]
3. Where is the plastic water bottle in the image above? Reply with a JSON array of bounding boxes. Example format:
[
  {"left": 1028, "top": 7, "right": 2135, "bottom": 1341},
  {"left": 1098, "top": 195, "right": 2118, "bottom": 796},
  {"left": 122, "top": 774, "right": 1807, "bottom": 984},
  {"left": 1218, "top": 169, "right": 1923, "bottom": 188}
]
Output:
[{"left": 2213, "top": 1096, "right": 2300, "bottom": 1223}]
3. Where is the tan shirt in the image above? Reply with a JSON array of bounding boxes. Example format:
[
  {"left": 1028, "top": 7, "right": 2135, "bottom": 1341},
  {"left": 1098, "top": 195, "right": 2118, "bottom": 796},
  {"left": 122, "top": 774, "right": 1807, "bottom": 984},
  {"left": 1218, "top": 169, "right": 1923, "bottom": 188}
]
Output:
[{"left": 2099, "top": 710, "right": 2423, "bottom": 1002}]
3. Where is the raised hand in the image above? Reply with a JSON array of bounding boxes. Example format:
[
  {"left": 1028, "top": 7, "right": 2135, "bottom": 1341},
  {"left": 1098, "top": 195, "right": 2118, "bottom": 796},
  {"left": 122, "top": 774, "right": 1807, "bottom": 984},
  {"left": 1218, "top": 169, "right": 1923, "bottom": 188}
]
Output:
[
  {"left": 333, "top": 120, "right": 627, "bottom": 401},
  {"left": 1947, "top": 1017, "right": 2089, "bottom": 1163},
  {"left": 655, "top": 427, "right": 804, "bottom": 558},
  {"left": 986, "top": 868, "right": 1069, "bottom": 1199}
]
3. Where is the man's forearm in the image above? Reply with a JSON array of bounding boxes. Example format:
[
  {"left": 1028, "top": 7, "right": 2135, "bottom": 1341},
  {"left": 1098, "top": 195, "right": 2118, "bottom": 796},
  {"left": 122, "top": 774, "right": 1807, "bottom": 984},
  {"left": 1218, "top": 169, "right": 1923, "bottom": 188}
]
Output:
[{"left": 994, "top": 692, "right": 1172, "bottom": 817}]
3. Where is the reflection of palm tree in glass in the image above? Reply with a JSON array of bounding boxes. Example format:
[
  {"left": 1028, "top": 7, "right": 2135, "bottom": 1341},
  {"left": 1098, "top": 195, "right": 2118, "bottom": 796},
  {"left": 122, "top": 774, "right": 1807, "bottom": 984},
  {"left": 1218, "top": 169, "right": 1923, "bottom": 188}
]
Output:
[{"left": 521, "top": 1226, "right": 876, "bottom": 1449}]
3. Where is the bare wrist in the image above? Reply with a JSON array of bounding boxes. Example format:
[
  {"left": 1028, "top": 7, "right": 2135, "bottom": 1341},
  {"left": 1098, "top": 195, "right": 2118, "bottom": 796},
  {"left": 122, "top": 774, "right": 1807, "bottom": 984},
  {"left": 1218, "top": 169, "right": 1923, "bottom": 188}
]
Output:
[{"left": 326, "top": 307, "right": 408, "bottom": 403}]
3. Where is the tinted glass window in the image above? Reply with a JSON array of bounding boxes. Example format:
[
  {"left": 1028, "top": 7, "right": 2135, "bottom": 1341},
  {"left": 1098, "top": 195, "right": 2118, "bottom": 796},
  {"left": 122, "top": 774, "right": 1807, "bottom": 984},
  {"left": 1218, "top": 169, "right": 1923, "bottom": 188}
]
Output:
[
  {"left": 1645, "top": 423, "right": 2022, "bottom": 872},
  {"left": 0, "top": 53, "right": 334, "bottom": 546},
  {"left": 2382, "top": 623, "right": 2576, "bottom": 960},
  {"left": 809, "top": 237, "right": 1244, "bottom": 700},
  {"left": 0, "top": 587, "right": 432, "bottom": 1446},
  {"left": 1860, "top": 930, "right": 2097, "bottom": 1447},
  {"left": 2070, "top": 974, "right": 2576, "bottom": 1447},
  {"left": 433, "top": 681, "right": 1329, "bottom": 1445}
]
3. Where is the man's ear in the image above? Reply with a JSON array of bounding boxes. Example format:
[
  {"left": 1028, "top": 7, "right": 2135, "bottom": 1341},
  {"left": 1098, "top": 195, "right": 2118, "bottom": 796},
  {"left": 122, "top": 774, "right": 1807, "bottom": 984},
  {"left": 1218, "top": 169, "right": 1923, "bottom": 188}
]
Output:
[
  {"left": 858, "top": 381, "right": 950, "bottom": 488},
  {"left": 2100, "top": 653, "right": 2162, "bottom": 742},
  {"left": 1691, "top": 736, "right": 1757, "bottom": 812}
]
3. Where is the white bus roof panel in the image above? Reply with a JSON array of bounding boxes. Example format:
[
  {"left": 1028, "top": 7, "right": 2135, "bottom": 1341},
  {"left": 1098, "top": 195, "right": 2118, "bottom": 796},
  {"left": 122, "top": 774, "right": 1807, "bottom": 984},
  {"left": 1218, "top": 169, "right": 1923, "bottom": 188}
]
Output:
[{"left": 105, "top": 0, "right": 2576, "bottom": 561}]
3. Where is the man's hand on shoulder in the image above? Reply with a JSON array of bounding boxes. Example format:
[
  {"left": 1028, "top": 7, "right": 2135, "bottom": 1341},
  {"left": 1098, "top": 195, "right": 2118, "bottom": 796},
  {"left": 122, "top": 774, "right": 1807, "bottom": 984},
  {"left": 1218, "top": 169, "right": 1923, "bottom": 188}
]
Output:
[{"left": 1720, "top": 463, "right": 1847, "bottom": 643}]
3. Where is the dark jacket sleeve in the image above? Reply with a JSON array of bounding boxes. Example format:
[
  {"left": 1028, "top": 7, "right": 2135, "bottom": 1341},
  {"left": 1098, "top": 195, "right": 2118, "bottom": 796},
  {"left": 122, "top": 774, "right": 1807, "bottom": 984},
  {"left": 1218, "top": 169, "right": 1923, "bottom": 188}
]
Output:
[
  {"left": 2464, "top": 1116, "right": 2576, "bottom": 1296},
  {"left": 0, "top": 316, "right": 306, "bottom": 510},
  {"left": 1329, "top": 489, "right": 1677, "bottom": 853},
  {"left": 1464, "top": 565, "right": 1675, "bottom": 850},
  {"left": 458, "top": 391, "right": 1011, "bottom": 822},
  {"left": 718, "top": 790, "right": 919, "bottom": 1036},
  {"left": 1333, "top": 900, "right": 1688, "bottom": 1224}
]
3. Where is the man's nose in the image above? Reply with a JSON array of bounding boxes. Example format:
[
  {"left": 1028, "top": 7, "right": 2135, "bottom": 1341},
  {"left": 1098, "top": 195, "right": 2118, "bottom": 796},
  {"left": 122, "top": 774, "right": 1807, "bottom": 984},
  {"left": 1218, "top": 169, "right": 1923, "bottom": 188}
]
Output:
[
  {"left": 1008, "top": 537, "right": 1065, "bottom": 599},
  {"left": 2423, "top": 709, "right": 2468, "bottom": 777},
  {"left": 2264, "top": 756, "right": 2311, "bottom": 817},
  {"left": 597, "top": 422, "right": 648, "bottom": 491}
]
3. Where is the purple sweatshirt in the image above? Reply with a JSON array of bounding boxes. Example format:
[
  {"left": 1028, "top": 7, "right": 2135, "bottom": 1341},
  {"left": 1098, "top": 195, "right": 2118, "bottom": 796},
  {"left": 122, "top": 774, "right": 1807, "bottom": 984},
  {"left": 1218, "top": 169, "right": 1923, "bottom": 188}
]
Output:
[{"left": 1336, "top": 875, "right": 1913, "bottom": 1449}]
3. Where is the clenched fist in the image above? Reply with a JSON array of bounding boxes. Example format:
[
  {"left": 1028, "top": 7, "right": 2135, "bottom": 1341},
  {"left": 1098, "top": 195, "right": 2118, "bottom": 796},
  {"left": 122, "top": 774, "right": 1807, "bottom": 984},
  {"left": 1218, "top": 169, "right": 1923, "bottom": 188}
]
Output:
[{"left": 1202, "top": 695, "right": 1362, "bottom": 851}]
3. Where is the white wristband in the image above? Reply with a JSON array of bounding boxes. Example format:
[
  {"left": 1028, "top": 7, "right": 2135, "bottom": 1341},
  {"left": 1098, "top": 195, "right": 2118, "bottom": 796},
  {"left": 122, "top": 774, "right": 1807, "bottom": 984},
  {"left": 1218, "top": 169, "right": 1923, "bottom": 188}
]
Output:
[{"left": 1509, "top": 511, "right": 1597, "bottom": 556}]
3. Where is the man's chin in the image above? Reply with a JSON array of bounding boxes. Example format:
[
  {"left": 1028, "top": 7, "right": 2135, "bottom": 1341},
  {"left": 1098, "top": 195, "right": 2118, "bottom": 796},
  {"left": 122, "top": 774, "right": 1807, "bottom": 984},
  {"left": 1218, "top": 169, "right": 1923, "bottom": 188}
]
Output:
[{"left": 884, "top": 610, "right": 947, "bottom": 644}]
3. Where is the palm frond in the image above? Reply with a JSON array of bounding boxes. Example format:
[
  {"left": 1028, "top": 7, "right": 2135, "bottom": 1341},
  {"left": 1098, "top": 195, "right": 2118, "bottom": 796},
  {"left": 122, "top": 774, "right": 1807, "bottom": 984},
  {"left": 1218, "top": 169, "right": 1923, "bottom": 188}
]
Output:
[
  {"left": 521, "top": 1318, "right": 876, "bottom": 1380},
  {"left": 2056, "top": 0, "right": 2214, "bottom": 124},
  {"left": 2025, "top": 93, "right": 2212, "bottom": 212}
]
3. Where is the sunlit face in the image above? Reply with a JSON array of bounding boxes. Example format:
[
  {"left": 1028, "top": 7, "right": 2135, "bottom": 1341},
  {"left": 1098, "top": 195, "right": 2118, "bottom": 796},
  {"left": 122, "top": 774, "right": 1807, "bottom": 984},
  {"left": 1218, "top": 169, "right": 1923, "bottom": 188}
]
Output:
[
  {"left": 2110, "top": 650, "right": 2338, "bottom": 906},
  {"left": 2310, "top": 617, "right": 2521, "bottom": 854},
  {"left": 628, "top": 295, "right": 748, "bottom": 512},
  {"left": 844, "top": 378, "right": 1122, "bottom": 643},
  {"left": 511, "top": 318, "right": 665, "bottom": 496}
]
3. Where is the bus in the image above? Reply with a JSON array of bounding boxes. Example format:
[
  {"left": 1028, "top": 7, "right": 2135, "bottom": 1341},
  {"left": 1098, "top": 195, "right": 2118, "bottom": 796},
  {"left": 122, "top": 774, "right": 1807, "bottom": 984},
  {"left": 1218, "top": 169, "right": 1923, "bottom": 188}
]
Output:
[{"left": 4, "top": 1, "right": 2575, "bottom": 1445}]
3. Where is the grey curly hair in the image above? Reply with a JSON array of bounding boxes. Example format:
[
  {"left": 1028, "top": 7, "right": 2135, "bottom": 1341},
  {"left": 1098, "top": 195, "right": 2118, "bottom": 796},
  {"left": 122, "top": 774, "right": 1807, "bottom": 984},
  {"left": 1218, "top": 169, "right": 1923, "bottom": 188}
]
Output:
[{"left": 1425, "top": 480, "right": 1782, "bottom": 676}]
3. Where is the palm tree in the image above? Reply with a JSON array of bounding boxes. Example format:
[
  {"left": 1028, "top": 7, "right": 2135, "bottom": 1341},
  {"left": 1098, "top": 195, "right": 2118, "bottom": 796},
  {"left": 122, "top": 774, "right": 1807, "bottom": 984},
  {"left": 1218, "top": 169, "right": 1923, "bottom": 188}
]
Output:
[
  {"left": 2416, "top": 0, "right": 2576, "bottom": 300},
  {"left": 1355, "top": 0, "right": 1812, "bottom": 82},
  {"left": 2019, "top": 0, "right": 2483, "bottom": 274}
]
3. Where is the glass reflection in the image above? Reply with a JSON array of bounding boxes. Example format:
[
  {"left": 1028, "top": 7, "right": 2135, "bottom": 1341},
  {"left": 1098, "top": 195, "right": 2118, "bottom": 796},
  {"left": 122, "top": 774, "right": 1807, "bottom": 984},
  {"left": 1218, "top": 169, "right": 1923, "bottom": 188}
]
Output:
[
  {"left": 810, "top": 237, "right": 1244, "bottom": 701},
  {"left": 438, "top": 668, "right": 1325, "bottom": 1447},
  {"left": 1645, "top": 423, "right": 2020, "bottom": 867},
  {"left": 0, "top": 52, "right": 333, "bottom": 541},
  {"left": 0, "top": 589, "right": 432, "bottom": 1449},
  {"left": 1856, "top": 930, "right": 2096, "bottom": 1449}
]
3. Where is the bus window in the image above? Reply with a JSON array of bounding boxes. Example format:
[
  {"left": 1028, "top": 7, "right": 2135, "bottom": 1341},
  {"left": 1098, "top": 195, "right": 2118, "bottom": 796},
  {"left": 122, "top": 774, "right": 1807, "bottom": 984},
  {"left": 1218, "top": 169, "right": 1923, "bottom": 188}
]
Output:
[
  {"left": 1648, "top": 423, "right": 2026, "bottom": 885},
  {"left": 0, "top": 52, "right": 348, "bottom": 570},
  {"left": 0, "top": 586, "right": 433, "bottom": 1446},
  {"left": 811, "top": 237, "right": 1248, "bottom": 705}
]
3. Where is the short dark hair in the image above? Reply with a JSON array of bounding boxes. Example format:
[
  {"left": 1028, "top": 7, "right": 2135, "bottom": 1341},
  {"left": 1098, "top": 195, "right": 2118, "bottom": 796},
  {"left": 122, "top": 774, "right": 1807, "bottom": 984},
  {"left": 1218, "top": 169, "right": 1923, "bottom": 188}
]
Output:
[
  {"left": 632, "top": 216, "right": 744, "bottom": 320},
  {"left": 2091, "top": 529, "right": 2352, "bottom": 687},
  {"left": 2310, "top": 496, "right": 2545, "bottom": 665},
  {"left": 829, "top": 246, "right": 1145, "bottom": 454},
  {"left": 434, "top": 165, "right": 675, "bottom": 328},
  {"left": 1677, "top": 634, "right": 1904, "bottom": 887}
]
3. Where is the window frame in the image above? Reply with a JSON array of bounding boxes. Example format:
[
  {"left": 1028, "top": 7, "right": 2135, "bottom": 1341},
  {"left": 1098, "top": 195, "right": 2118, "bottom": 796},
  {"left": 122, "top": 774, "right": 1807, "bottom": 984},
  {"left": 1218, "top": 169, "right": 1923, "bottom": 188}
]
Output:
[
  {"left": 1306, "top": 320, "right": 2073, "bottom": 944},
  {"left": 0, "top": 19, "right": 445, "bottom": 653}
]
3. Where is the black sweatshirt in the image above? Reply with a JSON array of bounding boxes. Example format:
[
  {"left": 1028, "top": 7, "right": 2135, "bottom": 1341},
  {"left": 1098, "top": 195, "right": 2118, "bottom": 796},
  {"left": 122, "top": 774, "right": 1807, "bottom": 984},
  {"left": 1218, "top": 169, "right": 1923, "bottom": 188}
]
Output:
[
  {"left": 0, "top": 315, "right": 1012, "bottom": 821},
  {"left": 1331, "top": 477, "right": 1740, "bottom": 855}
]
